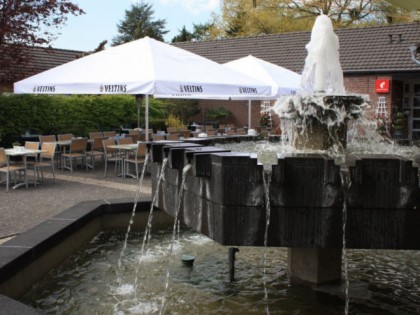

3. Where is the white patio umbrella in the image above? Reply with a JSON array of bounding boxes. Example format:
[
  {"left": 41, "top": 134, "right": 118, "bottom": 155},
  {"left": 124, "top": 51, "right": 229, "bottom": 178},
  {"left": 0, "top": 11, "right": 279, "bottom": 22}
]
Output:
[
  {"left": 14, "top": 37, "right": 271, "bottom": 140},
  {"left": 223, "top": 55, "right": 301, "bottom": 128}
]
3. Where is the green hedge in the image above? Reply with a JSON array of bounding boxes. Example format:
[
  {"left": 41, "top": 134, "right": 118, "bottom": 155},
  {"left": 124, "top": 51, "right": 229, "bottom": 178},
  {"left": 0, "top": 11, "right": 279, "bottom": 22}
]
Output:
[{"left": 0, "top": 94, "right": 200, "bottom": 147}]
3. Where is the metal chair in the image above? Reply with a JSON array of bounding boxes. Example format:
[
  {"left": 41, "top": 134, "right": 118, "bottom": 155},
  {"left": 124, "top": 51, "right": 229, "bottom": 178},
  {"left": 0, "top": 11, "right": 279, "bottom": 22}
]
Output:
[
  {"left": 124, "top": 143, "right": 147, "bottom": 179},
  {"left": 86, "top": 137, "right": 105, "bottom": 169},
  {"left": 0, "top": 148, "right": 27, "bottom": 191},
  {"left": 102, "top": 138, "right": 123, "bottom": 177},
  {"left": 61, "top": 138, "right": 88, "bottom": 172},
  {"left": 34, "top": 142, "right": 57, "bottom": 184}
]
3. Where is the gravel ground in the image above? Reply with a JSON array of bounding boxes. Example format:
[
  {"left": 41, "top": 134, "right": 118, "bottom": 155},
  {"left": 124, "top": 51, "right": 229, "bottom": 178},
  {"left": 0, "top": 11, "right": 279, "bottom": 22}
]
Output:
[{"left": 0, "top": 161, "right": 152, "bottom": 241}]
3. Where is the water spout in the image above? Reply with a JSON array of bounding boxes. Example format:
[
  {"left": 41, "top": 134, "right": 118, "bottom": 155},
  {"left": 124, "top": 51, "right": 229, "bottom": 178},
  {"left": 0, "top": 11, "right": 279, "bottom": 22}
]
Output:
[
  {"left": 301, "top": 14, "right": 345, "bottom": 95},
  {"left": 272, "top": 14, "right": 368, "bottom": 152}
]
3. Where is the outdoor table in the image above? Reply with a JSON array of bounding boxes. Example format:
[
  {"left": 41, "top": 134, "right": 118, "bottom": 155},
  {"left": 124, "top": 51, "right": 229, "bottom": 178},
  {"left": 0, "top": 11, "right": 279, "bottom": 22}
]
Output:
[
  {"left": 47, "top": 138, "right": 92, "bottom": 155},
  {"left": 5, "top": 147, "right": 46, "bottom": 189},
  {"left": 107, "top": 143, "right": 139, "bottom": 178}
]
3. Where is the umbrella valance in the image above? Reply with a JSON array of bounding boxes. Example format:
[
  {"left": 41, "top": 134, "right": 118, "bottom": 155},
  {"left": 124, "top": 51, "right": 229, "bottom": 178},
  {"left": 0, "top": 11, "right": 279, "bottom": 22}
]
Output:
[{"left": 223, "top": 55, "right": 301, "bottom": 99}]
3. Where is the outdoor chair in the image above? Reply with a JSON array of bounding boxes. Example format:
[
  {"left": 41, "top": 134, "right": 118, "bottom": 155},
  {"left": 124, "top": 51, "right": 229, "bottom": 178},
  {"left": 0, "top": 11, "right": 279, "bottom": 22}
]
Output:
[
  {"left": 39, "top": 135, "right": 62, "bottom": 166},
  {"left": 205, "top": 125, "right": 215, "bottom": 132},
  {"left": 117, "top": 137, "right": 134, "bottom": 159},
  {"left": 86, "top": 137, "right": 105, "bottom": 169},
  {"left": 180, "top": 130, "right": 191, "bottom": 138},
  {"left": 117, "top": 137, "right": 133, "bottom": 145},
  {"left": 166, "top": 134, "right": 179, "bottom": 140},
  {"left": 0, "top": 148, "right": 27, "bottom": 191},
  {"left": 24, "top": 141, "right": 40, "bottom": 163},
  {"left": 236, "top": 128, "right": 247, "bottom": 135},
  {"left": 103, "top": 138, "right": 123, "bottom": 177},
  {"left": 89, "top": 131, "right": 103, "bottom": 140},
  {"left": 130, "top": 134, "right": 139, "bottom": 143},
  {"left": 57, "top": 133, "right": 73, "bottom": 141},
  {"left": 34, "top": 142, "right": 57, "bottom": 184},
  {"left": 152, "top": 134, "right": 165, "bottom": 141},
  {"left": 61, "top": 138, "right": 88, "bottom": 172},
  {"left": 103, "top": 131, "right": 116, "bottom": 138},
  {"left": 39, "top": 135, "right": 56, "bottom": 145},
  {"left": 139, "top": 132, "right": 153, "bottom": 141},
  {"left": 124, "top": 142, "right": 147, "bottom": 179}
]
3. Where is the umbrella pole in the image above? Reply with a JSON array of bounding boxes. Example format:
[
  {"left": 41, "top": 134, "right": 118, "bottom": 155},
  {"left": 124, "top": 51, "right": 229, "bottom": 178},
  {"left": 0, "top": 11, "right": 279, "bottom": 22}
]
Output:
[
  {"left": 135, "top": 94, "right": 143, "bottom": 129},
  {"left": 248, "top": 99, "right": 251, "bottom": 129},
  {"left": 145, "top": 94, "right": 149, "bottom": 141}
]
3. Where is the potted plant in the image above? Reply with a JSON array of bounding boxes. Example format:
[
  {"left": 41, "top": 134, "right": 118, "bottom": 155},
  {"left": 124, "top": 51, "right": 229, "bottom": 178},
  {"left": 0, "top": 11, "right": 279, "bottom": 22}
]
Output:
[
  {"left": 394, "top": 111, "right": 405, "bottom": 138},
  {"left": 165, "top": 114, "right": 186, "bottom": 134}
]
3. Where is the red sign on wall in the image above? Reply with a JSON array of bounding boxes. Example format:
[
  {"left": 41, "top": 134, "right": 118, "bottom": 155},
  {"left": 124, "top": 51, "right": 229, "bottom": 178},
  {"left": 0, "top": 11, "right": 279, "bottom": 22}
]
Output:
[{"left": 376, "top": 79, "right": 390, "bottom": 93}]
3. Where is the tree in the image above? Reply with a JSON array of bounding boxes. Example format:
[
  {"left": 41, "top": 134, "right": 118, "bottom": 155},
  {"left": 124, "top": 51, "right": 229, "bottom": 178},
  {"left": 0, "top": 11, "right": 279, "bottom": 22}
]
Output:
[
  {"left": 191, "top": 22, "right": 217, "bottom": 41},
  {"left": 215, "top": 0, "right": 416, "bottom": 38},
  {"left": 112, "top": 2, "right": 168, "bottom": 46},
  {"left": 171, "top": 22, "right": 218, "bottom": 42},
  {"left": 171, "top": 26, "right": 194, "bottom": 43},
  {"left": 286, "top": 0, "right": 414, "bottom": 27},
  {"left": 0, "top": 0, "right": 84, "bottom": 89}
]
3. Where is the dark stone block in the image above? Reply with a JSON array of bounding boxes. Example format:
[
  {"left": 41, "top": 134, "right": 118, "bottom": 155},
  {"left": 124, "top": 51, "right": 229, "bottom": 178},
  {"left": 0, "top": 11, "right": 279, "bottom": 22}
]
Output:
[
  {"left": 269, "top": 207, "right": 342, "bottom": 248},
  {"left": 271, "top": 153, "right": 342, "bottom": 208},
  {"left": 210, "top": 153, "right": 264, "bottom": 206},
  {"left": 207, "top": 204, "right": 265, "bottom": 246},
  {"left": 347, "top": 154, "right": 420, "bottom": 209},
  {"left": 164, "top": 143, "right": 202, "bottom": 170},
  {"left": 185, "top": 146, "right": 230, "bottom": 177},
  {"left": 150, "top": 140, "right": 182, "bottom": 163}
]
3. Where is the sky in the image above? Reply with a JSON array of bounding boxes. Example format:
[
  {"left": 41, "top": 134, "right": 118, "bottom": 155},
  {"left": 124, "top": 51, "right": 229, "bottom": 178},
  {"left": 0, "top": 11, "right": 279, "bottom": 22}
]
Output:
[{"left": 51, "top": 0, "right": 221, "bottom": 52}]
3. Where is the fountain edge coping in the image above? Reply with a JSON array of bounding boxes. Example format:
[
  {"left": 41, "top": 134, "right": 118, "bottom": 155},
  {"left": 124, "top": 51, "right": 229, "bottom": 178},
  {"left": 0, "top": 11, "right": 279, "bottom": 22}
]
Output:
[{"left": 0, "top": 197, "right": 155, "bottom": 314}]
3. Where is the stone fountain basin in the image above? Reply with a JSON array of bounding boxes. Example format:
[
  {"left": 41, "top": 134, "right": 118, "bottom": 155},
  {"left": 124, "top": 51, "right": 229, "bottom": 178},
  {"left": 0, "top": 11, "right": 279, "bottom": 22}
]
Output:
[
  {"left": 151, "top": 142, "right": 420, "bottom": 250},
  {"left": 0, "top": 198, "right": 169, "bottom": 313}
]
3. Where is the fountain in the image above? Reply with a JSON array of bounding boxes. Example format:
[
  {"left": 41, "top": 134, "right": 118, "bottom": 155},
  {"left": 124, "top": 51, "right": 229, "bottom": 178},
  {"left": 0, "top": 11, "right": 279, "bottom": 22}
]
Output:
[{"left": 150, "top": 14, "right": 420, "bottom": 288}]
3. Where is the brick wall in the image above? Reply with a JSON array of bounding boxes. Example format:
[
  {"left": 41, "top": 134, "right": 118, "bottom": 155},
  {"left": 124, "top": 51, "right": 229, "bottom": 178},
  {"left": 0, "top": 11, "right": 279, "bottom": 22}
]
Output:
[{"left": 344, "top": 74, "right": 394, "bottom": 119}]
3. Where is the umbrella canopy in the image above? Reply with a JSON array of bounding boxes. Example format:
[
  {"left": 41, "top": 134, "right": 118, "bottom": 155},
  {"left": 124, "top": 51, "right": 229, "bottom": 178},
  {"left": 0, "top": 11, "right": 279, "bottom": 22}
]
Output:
[
  {"left": 14, "top": 37, "right": 271, "bottom": 99},
  {"left": 223, "top": 55, "right": 301, "bottom": 99},
  {"left": 223, "top": 55, "right": 301, "bottom": 128},
  {"left": 14, "top": 37, "right": 272, "bottom": 139},
  {"left": 385, "top": 0, "right": 420, "bottom": 10}
]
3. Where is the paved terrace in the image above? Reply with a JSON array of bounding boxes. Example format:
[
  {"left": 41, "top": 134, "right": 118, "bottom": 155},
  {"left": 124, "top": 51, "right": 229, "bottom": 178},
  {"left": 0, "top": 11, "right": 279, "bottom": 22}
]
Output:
[{"left": 0, "top": 161, "right": 152, "bottom": 243}]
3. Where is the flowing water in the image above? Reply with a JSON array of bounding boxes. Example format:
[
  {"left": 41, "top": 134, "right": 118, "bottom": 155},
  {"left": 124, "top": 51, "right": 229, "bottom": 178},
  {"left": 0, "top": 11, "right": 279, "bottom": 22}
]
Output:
[
  {"left": 21, "top": 228, "right": 420, "bottom": 315},
  {"left": 118, "top": 153, "right": 151, "bottom": 270},
  {"left": 340, "top": 170, "right": 351, "bottom": 315},
  {"left": 160, "top": 163, "right": 192, "bottom": 315},
  {"left": 262, "top": 169, "right": 272, "bottom": 315}
]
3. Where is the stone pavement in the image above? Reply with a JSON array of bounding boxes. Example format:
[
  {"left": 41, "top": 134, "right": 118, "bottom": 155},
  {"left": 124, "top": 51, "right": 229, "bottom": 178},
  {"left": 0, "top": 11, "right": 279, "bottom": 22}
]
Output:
[{"left": 0, "top": 161, "right": 152, "bottom": 241}]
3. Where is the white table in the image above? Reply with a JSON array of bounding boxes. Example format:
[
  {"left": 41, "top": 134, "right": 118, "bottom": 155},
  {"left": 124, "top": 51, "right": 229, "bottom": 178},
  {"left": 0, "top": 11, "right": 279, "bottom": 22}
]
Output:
[
  {"left": 5, "top": 148, "right": 46, "bottom": 189},
  {"left": 107, "top": 144, "right": 139, "bottom": 178}
]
